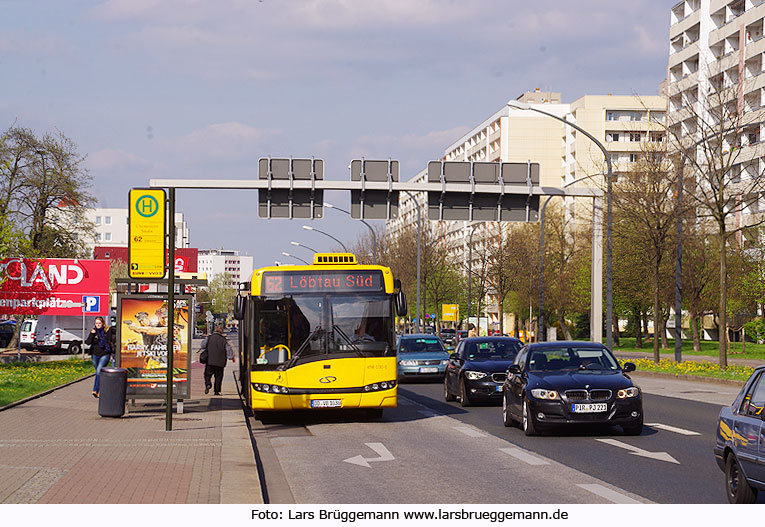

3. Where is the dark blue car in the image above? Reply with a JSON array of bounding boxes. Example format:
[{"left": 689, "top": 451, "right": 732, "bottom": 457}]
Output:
[
  {"left": 714, "top": 364, "right": 765, "bottom": 503},
  {"left": 444, "top": 337, "right": 522, "bottom": 406}
]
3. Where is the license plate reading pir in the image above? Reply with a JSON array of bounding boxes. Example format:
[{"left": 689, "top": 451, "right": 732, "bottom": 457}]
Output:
[
  {"left": 572, "top": 403, "right": 608, "bottom": 413},
  {"left": 311, "top": 399, "right": 342, "bottom": 408}
]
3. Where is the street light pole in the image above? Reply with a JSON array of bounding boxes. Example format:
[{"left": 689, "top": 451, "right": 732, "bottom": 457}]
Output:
[
  {"left": 302, "top": 225, "right": 348, "bottom": 252},
  {"left": 282, "top": 252, "right": 309, "bottom": 265},
  {"left": 508, "top": 100, "right": 614, "bottom": 349},
  {"left": 404, "top": 191, "right": 422, "bottom": 333},
  {"left": 467, "top": 223, "right": 481, "bottom": 331},
  {"left": 290, "top": 241, "right": 318, "bottom": 254},
  {"left": 325, "top": 203, "right": 377, "bottom": 264}
]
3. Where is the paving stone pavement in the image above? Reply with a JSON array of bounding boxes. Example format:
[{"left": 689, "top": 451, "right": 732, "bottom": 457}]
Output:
[{"left": 0, "top": 356, "right": 262, "bottom": 504}]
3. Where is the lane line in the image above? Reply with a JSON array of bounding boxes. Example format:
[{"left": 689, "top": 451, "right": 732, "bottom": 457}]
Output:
[
  {"left": 499, "top": 447, "right": 550, "bottom": 466},
  {"left": 454, "top": 426, "right": 486, "bottom": 438},
  {"left": 577, "top": 483, "right": 642, "bottom": 504},
  {"left": 646, "top": 423, "right": 700, "bottom": 436}
]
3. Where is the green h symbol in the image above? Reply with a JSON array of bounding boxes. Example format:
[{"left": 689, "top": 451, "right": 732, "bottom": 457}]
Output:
[{"left": 136, "top": 195, "right": 160, "bottom": 218}]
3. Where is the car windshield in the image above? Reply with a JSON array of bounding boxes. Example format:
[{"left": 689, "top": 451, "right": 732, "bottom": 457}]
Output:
[
  {"left": 464, "top": 340, "right": 521, "bottom": 360},
  {"left": 399, "top": 337, "right": 444, "bottom": 353},
  {"left": 441, "top": 329, "right": 455, "bottom": 334},
  {"left": 528, "top": 346, "right": 619, "bottom": 371}
]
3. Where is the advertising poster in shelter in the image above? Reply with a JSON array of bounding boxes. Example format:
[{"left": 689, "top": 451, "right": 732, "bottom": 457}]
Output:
[{"left": 117, "top": 294, "right": 191, "bottom": 399}]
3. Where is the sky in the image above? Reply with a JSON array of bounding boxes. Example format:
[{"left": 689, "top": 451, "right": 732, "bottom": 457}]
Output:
[{"left": 1, "top": 0, "right": 678, "bottom": 268}]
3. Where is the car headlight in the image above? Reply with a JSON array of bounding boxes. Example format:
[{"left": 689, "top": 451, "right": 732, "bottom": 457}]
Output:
[
  {"left": 399, "top": 360, "right": 417, "bottom": 366},
  {"left": 465, "top": 371, "right": 487, "bottom": 380},
  {"left": 530, "top": 388, "right": 560, "bottom": 400},
  {"left": 441, "top": 360, "right": 449, "bottom": 365},
  {"left": 617, "top": 387, "right": 640, "bottom": 399}
]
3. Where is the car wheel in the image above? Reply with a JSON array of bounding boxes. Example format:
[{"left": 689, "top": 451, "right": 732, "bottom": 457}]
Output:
[
  {"left": 622, "top": 414, "right": 643, "bottom": 436},
  {"left": 522, "top": 398, "right": 538, "bottom": 436},
  {"left": 68, "top": 342, "right": 82, "bottom": 355},
  {"left": 726, "top": 454, "right": 757, "bottom": 504},
  {"left": 459, "top": 378, "right": 472, "bottom": 407},
  {"left": 502, "top": 393, "right": 518, "bottom": 427},
  {"left": 444, "top": 376, "right": 456, "bottom": 402}
]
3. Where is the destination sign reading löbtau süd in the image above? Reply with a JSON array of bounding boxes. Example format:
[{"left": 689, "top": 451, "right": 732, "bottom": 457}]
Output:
[
  {"left": 129, "top": 188, "right": 166, "bottom": 279},
  {"left": 262, "top": 270, "right": 384, "bottom": 294}
]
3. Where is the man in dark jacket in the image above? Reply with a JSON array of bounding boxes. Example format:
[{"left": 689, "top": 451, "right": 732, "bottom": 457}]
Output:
[{"left": 201, "top": 325, "right": 235, "bottom": 395}]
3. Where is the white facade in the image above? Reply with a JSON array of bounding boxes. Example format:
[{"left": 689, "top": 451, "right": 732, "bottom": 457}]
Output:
[
  {"left": 83, "top": 208, "right": 190, "bottom": 253},
  {"left": 198, "top": 249, "right": 254, "bottom": 288}
]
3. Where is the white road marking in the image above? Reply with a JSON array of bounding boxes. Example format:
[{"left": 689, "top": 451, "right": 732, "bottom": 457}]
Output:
[
  {"left": 418, "top": 410, "right": 440, "bottom": 418},
  {"left": 454, "top": 426, "right": 486, "bottom": 438},
  {"left": 577, "top": 484, "right": 642, "bottom": 504},
  {"left": 343, "top": 443, "right": 395, "bottom": 468},
  {"left": 646, "top": 423, "right": 700, "bottom": 436},
  {"left": 596, "top": 438, "right": 680, "bottom": 464},
  {"left": 499, "top": 447, "right": 550, "bottom": 466}
]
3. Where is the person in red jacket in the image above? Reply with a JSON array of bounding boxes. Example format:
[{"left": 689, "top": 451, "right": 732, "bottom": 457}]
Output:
[{"left": 200, "top": 325, "right": 235, "bottom": 395}]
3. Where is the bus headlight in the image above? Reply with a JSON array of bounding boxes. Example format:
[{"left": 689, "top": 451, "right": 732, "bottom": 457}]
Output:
[
  {"left": 364, "top": 380, "right": 396, "bottom": 392},
  {"left": 252, "top": 383, "right": 289, "bottom": 394}
]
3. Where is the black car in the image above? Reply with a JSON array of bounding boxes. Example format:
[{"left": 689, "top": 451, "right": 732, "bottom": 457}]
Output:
[
  {"left": 714, "top": 364, "right": 765, "bottom": 503},
  {"left": 444, "top": 337, "right": 522, "bottom": 406},
  {"left": 439, "top": 328, "right": 456, "bottom": 346},
  {"left": 502, "top": 341, "right": 643, "bottom": 436}
]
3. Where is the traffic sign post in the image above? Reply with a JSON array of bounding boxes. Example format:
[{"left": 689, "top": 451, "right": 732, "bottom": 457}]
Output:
[{"left": 128, "top": 188, "right": 166, "bottom": 279}]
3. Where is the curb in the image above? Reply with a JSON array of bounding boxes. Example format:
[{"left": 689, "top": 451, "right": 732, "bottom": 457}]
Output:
[
  {"left": 629, "top": 370, "right": 746, "bottom": 387},
  {"left": 0, "top": 373, "right": 95, "bottom": 412}
]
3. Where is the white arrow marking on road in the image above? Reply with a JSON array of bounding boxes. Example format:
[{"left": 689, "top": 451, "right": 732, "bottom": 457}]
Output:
[
  {"left": 646, "top": 423, "right": 700, "bottom": 436},
  {"left": 596, "top": 438, "right": 680, "bottom": 464},
  {"left": 343, "top": 443, "right": 395, "bottom": 468}
]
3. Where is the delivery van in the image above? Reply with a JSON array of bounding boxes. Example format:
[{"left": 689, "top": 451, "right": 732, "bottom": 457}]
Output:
[
  {"left": 35, "top": 312, "right": 116, "bottom": 354},
  {"left": 20, "top": 319, "right": 37, "bottom": 350}
]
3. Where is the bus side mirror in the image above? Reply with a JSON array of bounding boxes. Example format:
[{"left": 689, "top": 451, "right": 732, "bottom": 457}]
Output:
[
  {"left": 233, "top": 295, "right": 246, "bottom": 320},
  {"left": 395, "top": 290, "right": 407, "bottom": 317}
]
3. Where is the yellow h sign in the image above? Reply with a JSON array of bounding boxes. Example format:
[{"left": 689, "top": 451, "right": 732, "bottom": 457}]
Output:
[{"left": 129, "top": 188, "right": 166, "bottom": 279}]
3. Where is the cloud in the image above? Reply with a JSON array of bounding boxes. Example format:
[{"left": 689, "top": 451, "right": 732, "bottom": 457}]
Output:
[
  {"left": 86, "top": 149, "right": 152, "bottom": 173},
  {"left": 162, "top": 122, "right": 283, "bottom": 164}
]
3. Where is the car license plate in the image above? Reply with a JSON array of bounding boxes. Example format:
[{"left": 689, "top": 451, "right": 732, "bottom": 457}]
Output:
[
  {"left": 571, "top": 403, "right": 608, "bottom": 413},
  {"left": 419, "top": 367, "right": 438, "bottom": 373},
  {"left": 310, "top": 399, "right": 342, "bottom": 408},
  {"left": 495, "top": 385, "right": 503, "bottom": 392}
]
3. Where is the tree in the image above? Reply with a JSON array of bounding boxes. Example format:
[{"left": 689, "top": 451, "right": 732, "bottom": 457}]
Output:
[
  {"left": 613, "top": 143, "right": 679, "bottom": 361},
  {"left": 668, "top": 85, "right": 765, "bottom": 368},
  {"left": 207, "top": 273, "right": 236, "bottom": 314},
  {"left": 0, "top": 126, "right": 94, "bottom": 258}
]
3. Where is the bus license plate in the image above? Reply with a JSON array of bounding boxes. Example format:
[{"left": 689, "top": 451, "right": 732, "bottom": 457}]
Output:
[
  {"left": 419, "top": 367, "right": 438, "bottom": 373},
  {"left": 572, "top": 403, "right": 607, "bottom": 413},
  {"left": 311, "top": 399, "right": 342, "bottom": 408}
]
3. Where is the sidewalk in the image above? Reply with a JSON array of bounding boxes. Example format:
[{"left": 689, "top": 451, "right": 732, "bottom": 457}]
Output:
[{"left": 0, "top": 358, "right": 262, "bottom": 504}]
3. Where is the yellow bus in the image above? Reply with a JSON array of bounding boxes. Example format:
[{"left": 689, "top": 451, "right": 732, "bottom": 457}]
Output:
[{"left": 233, "top": 253, "right": 407, "bottom": 418}]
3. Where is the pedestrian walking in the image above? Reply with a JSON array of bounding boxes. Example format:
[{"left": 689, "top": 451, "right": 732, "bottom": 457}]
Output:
[
  {"left": 201, "top": 325, "right": 235, "bottom": 395},
  {"left": 85, "top": 316, "right": 116, "bottom": 398}
]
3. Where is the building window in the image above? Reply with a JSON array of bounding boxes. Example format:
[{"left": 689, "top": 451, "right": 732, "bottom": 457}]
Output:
[
  {"left": 607, "top": 111, "right": 617, "bottom": 121},
  {"left": 650, "top": 132, "right": 665, "bottom": 143},
  {"left": 95, "top": 216, "right": 101, "bottom": 225},
  {"left": 630, "top": 112, "right": 642, "bottom": 122},
  {"left": 96, "top": 233, "right": 102, "bottom": 241},
  {"left": 630, "top": 133, "right": 642, "bottom": 142},
  {"left": 607, "top": 133, "right": 620, "bottom": 142},
  {"left": 104, "top": 232, "right": 111, "bottom": 241},
  {"left": 105, "top": 216, "right": 112, "bottom": 225},
  {"left": 630, "top": 154, "right": 639, "bottom": 163}
]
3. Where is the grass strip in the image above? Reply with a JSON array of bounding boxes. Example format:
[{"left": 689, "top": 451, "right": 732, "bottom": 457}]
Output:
[
  {"left": 621, "top": 358, "right": 754, "bottom": 382},
  {"left": 0, "top": 359, "right": 95, "bottom": 407}
]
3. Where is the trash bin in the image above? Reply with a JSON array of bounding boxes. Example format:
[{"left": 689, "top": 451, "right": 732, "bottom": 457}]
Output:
[{"left": 98, "top": 367, "right": 127, "bottom": 417}]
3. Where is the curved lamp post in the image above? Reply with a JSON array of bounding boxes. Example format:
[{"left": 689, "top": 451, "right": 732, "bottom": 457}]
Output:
[
  {"left": 281, "top": 252, "right": 309, "bottom": 265},
  {"left": 290, "top": 240, "right": 318, "bottom": 254},
  {"left": 404, "top": 191, "right": 422, "bottom": 333},
  {"left": 324, "top": 203, "right": 377, "bottom": 264},
  {"left": 507, "top": 99, "right": 614, "bottom": 349},
  {"left": 467, "top": 222, "right": 482, "bottom": 330},
  {"left": 302, "top": 225, "right": 348, "bottom": 252}
]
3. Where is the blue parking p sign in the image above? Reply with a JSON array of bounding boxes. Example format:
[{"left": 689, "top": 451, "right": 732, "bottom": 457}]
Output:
[{"left": 82, "top": 296, "right": 100, "bottom": 313}]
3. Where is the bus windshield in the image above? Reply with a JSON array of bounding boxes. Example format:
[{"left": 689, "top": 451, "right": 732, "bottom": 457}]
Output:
[{"left": 256, "top": 294, "right": 393, "bottom": 368}]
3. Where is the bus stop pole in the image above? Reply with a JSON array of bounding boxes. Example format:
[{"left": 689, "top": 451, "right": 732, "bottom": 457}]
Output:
[{"left": 166, "top": 187, "right": 175, "bottom": 432}]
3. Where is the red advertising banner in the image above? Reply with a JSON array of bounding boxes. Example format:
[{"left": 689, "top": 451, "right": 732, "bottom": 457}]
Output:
[{"left": 0, "top": 258, "right": 110, "bottom": 316}]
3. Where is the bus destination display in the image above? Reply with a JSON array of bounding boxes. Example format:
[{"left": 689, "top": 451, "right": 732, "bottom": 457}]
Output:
[{"left": 262, "top": 270, "right": 384, "bottom": 294}]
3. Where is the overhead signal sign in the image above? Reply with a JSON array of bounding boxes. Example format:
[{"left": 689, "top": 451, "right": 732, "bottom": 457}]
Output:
[
  {"left": 129, "top": 188, "right": 166, "bottom": 278},
  {"left": 349, "top": 159, "right": 399, "bottom": 220},
  {"left": 258, "top": 158, "right": 323, "bottom": 219},
  {"left": 426, "top": 161, "right": 540, "bottom": 222}
]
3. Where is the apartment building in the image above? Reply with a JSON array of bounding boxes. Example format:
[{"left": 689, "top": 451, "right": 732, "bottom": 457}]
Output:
[
  {"left": 198, "top": 249, "right": 254, "bottom": 288},
  {"left": 668, "top": 0, "right": 765, "bottom": 222},
  {"left": 387, "top": 90, "right": 666, "bottom": 332}
]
